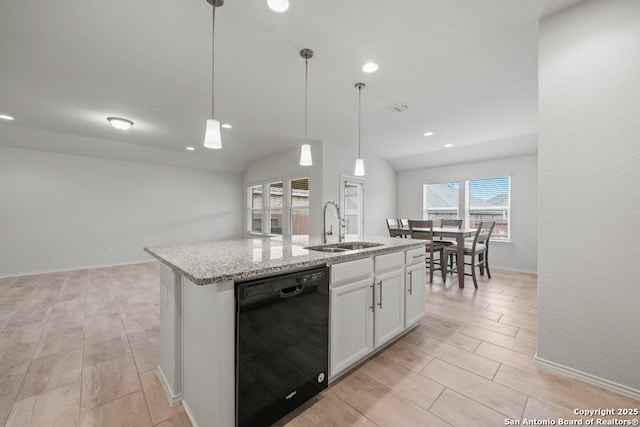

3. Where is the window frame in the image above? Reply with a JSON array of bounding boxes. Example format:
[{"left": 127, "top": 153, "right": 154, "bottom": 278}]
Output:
[
  {"left": 422, "top": 174, "right": 512, "bottom": 242},
  {"left": 246, "top": 175, "right": 310, "bottom": 237}
]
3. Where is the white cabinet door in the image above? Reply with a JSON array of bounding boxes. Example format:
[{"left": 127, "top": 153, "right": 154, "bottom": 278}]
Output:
[
  {"left": 330, "top": 277, "right": 374, "bottom": 377},
  {"left": 405, "top": 262, "right": 425, "bottom": 328},
  {"left": 373, "top": 269, "right": 405, "bottom": 348}
]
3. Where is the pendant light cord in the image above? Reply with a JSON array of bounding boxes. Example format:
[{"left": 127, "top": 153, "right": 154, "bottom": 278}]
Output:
[
  {"left": 358, "top": 85, "right": 362, "bottom": 158},
  {"left": 211, "top": 6, "right": 216, "bottom": 119},
  {"left": 304, "top": 57, "right": 308, "bottom": 140}
]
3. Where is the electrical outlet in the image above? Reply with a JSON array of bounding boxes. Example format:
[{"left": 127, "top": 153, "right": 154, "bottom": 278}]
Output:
[{"left": 104, "top": 246, "right": 111, "bottom": 254}]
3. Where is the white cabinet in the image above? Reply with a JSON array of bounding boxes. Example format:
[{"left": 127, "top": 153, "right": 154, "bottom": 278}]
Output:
[
  {"left": 373, "top": 268, "right": 405, "bottom": 348},
  {"left": 330, "top": 277, "right": 374, "bottom": 376},
  {"left": 405, "top": 262, "right": 425, "bottom": 327},
  {"left": 330, "top": 257, "right": 374, "bottom": 378},
  {"left": 405, "top": 246, "right": 426, "bottom": 328},
  {"left": 329, "top": 247, "right": 424, "bottom": 379}
]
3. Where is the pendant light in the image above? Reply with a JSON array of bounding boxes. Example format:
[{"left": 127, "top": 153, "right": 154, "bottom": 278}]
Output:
[
  {"left": 354, "top": 82, "right": 365, "bottom": 176},
  {"left": 299, "top": 49, "right": 313, "bottom": 166},
  {"left": 203, "top": 0, "right": 223, "bottom": 149}
]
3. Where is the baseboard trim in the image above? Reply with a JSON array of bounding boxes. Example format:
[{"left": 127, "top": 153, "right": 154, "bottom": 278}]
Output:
[
  {"left": 157, "top": 366, "right": 183, "bottom": 406},
  {"left": 534, "top": 355, "right": 640, "bottom": 400},
  {"left": 0, "top": 258, "right": 157, "bottom": 279},
  {"left": 182, "top": 400, "right": 200, "bottom": 427},
  {"left": 493, "top": 265, "right": 538, "bottom": 275}
]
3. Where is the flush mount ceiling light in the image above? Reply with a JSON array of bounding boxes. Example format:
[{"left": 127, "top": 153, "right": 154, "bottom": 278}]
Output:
[
  {"left": 221, "top": 123, "right": 232, "bottom": 129},
  {"left": 362, "top": 62, "right": 378, "bottom": 73},
  {"left": 299, "top": 48, "right": 314, "bottom": 166},
  {"left": 267, "top": 0, "right": 289, "bottom": 12},
  {"left": 354, "top": 82, "right": 366, "bottom": 177},
  {"left": 423, "top": 131, "right": 434, "bottom": 137},
  {"left": 107, "top": 117, "right": 134, "bottom": 130},
  {"left": 203, "top": 0, "right": 224, "bottom": 149},
  {"left": 0, "top": 114, "right": 14, "bottom": 121},
  {"left": 444, "top": 143, "right": 454, "bottom": 148},
  {"left": 186, "top": 146, "right": 195, "bottom": 151}
]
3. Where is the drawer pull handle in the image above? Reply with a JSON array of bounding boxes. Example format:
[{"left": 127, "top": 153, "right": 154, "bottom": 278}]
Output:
[
  {"left": 412, "top": 254, "right": 423, "bottom": 259},
  {"left": 369, "top": 283, "right": 374, "bottom": 312}
]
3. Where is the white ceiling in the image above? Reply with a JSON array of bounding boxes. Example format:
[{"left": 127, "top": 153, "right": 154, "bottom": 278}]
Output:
[{"left": 0, "top": 0, "right": 584, "bottom": 173}]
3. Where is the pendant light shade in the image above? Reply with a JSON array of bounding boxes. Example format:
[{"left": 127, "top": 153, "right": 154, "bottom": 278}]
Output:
[
  {"left": 204, "top": 119, "right": 222, "bottom": 149},
  {"left": 204, "top": 0, "right": 224, "bottom": 149},
  {"left": 354, "top": 82, "right": 366, "bottom": 176},
  {"left": 299, "top": 49, "right": 314, "bottom": 166},
  {"left": 300, "top": 144, "right": 313, "bottom": 166}
]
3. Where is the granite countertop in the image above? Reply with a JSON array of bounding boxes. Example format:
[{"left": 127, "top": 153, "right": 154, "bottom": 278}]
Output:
[{"left": 144, "top": 235, "right": 425, "bottom": 285}]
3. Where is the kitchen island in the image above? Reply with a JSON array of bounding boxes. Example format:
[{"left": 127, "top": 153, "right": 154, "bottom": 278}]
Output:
[{"left": 145, "top": 235, "right": 426, "bottom": 427}]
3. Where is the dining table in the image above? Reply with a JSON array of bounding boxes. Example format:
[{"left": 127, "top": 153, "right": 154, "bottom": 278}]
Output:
[{"left": 389, "top": 226, "right": 477, "bottom": 289}]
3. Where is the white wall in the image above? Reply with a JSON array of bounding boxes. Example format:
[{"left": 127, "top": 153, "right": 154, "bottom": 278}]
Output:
[
  {"left": 397, "top": 153, "right": 538, "bottom": 273},
  {"left": 0, "top": 146, "right": 243, "bottom": 277},
  {"left": 243, "top": 142, "right": 323, "bottom": 235},
  {"left": 321, "top": 141, "right": 397, "bottom": 238},
  {"left": 538, "top": 0, "right": 640, "bottom": 393}
]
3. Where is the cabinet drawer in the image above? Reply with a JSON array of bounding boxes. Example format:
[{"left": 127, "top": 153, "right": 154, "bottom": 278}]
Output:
[
  {"left": 405, "top": 247, "right": 425, "bottom": 265},
  {"left": 375, "top": 251, "right": 404, "bottom": 273},
  {"left": 331, "top": 257, "right": 373, "bottom": 286}
]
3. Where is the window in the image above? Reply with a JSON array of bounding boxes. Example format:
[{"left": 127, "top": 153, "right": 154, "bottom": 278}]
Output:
[
  {"left": 466, "top": 176, "right": 510, "bottom": 240},
  {"left": 423, "top": 181, "right": 459, "bottom": 221},
  {"left": 247, "top": 176, "right": 310, "bottom": 237},
  {"left": 341, "top": 176, "right": 364, "bottom": 239},
  {"left": 267, "top": 181, "right": 283, "bottom": 235},
  {"left": 290, "top": 178, "right": 309, "bottom": 235},
  {"left": 423, "top": 176, "right": 511, "bottom": 240}
]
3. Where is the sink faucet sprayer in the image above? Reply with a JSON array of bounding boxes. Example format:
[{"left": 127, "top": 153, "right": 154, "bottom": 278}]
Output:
[{"left": 322, "top": 201, "right": 345, "bottom": 244}]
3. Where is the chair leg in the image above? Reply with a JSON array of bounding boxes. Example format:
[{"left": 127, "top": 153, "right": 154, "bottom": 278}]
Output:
[
  {"left": 485, "top": 252, "right": 491, "bottom": 279},
  {"left": 471, "top": 255, "right": 478, "bottom": 289},
  {"left": 429, "top": 251, "right": 434, "bottom": 283},
  {"left": 443, "top": 253, "right": 447, "bottom": 283},
  {"left": 479, "top": 253, "right": 485, "bottom": 276}
]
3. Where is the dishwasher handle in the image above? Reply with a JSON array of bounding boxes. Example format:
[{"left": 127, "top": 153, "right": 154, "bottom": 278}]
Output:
[{"left": 280, "top": 284, "right": 304, "bottom": 298}]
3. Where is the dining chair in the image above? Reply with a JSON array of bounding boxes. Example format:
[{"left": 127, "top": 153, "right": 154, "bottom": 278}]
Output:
[
  {"left": 443, "top": 221, "right": 495, "bottom": 289},
  {"left": 386, "top": 218, "right": 403, "bottom": 238},
  {"left": 439, "top": 219, "right": 463, "bottom": 246},
  {"left": 398, "top": 218, "right": 410, "bottom": 229},
  {"left": 408, "top": 220, "right": 446, "bottom": 283},
  {"left": 440, "top": 218, "right": 463, "bottom": 273}
]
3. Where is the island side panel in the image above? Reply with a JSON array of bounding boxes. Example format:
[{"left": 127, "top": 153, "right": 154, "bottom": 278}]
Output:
[
  {"left": 182, "top": 277, "right": 235, "bottom": 427},
  {"left": 159, "top": 264, "right": 183, "bottom": 403}
]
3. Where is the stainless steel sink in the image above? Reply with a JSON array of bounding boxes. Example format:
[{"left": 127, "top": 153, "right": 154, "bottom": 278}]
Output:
[
  {"left": 305, "top": 242, "right": 383, "bottom": 253},
  {"left": 335, "top": 242, "right": 382, "bottom": 250},
  {"left": 307, "top": 247, "right": 348, "bottom": 253}
]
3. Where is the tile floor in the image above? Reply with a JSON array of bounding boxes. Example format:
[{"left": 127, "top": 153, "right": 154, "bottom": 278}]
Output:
[{"left": 0, "top": 263, "right": 637, "bottom": 426}]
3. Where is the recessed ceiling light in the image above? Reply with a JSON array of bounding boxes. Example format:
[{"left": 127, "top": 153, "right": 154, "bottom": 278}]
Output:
[
  {"left": 107, "top": 117, "right": 134, "bottom": 130},
  {"left": 221, "top": 123, "right": 232, "bottom": 129},
  {"left": 362, "top": 62, "right": 378, "bottom": 73},
  {"left": 0, "top": 114, "right": 14, "bottom": 121},
  {"left": 423, "top": 131, "right": 434, "bottom": 137},
  {"left": 267, "top": 0, "right": 289, "bottom": 12},
  {"left": 444, "top": 143, "right": 454, "bottom": 148},
  {"left": 186, "top": 146, "right": 195, "bottom": 151}
]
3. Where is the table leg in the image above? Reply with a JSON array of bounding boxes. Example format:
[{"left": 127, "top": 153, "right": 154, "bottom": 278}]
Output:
[{"left": 456, "top": 234, "right": 465, "bottom": 288}]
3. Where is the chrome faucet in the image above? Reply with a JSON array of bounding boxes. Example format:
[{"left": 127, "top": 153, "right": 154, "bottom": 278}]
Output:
[{"left": 322, "top": 201, "right": 344, "bottom": 244}]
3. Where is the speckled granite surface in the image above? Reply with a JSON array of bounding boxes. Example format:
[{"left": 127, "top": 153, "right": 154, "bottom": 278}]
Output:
[{"left": 144, "top": 235, "right": 424, "bottom": 285}]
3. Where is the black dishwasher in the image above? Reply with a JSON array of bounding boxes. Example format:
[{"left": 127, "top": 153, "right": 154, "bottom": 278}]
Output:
[{"left": 236, "top": 266, "right": 329, "bottom": 427}]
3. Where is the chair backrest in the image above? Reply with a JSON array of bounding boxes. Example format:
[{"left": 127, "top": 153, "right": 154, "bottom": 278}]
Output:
[
  {"left": 440, "top": 219, "right": 463, "bottom": 229},
  {"left": 472, "top": 221, "right": 495, "bottom": 251},
  {"left": 386, "top": 218, "right": 402, "bottom": 237},
  {"left": 398, "top": 218, "right": 409, "bottom": 228},
  {"left": 408, "top": 219, "right": 434, "bottom": 240}
]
